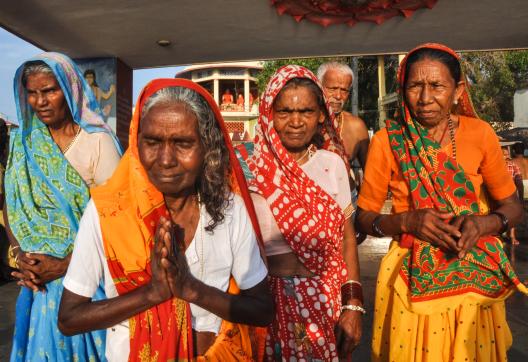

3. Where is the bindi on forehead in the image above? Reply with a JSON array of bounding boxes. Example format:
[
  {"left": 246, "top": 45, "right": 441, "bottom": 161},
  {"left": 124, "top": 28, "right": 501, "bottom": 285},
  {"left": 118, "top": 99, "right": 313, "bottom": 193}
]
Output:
[{"left": 277, "top": 86, "right": 317, "bottom": 104}]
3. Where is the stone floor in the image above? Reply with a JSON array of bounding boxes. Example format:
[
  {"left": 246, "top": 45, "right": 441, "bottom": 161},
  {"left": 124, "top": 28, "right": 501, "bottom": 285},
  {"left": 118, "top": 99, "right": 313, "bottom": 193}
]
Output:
[{"left": 0, "top": 236, "right": 527, "bottom": 361}]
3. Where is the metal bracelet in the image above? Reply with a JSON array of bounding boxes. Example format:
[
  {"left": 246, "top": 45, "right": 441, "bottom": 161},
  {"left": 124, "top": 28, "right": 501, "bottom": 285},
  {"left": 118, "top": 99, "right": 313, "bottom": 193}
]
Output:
[
  {"left": 372, "top": 215, "right": 386, "bottom": 237},
  {"left": 341, "top": 304, "right": 366, "bottom": 315},
  {"left": 9, "top": 245, "right": 21, "bottom": 258},
  {"left": 342, "top": 279, "right": 362, "bottom": 287}
]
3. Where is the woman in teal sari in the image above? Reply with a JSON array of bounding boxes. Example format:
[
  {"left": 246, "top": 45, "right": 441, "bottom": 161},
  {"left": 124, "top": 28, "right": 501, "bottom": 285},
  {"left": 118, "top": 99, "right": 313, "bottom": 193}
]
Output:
[{"left": 4, "top": 52, "right": 121, "bottom": 361}]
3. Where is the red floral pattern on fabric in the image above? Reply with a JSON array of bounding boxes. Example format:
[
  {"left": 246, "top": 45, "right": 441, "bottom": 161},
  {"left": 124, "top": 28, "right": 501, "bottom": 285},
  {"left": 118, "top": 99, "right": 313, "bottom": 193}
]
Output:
[{"left": 271, "top": 0, "right": 438, "bottom": 27}]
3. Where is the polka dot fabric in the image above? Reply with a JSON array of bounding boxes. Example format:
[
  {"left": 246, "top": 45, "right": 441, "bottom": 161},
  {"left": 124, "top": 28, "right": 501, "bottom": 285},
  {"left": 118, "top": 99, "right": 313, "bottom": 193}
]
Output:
[
  {"left": 243, "top": 65, "right": 349, "bottom": 360},
  {"left": 267, "top": 276, "right": 341, "bottom": 361}
]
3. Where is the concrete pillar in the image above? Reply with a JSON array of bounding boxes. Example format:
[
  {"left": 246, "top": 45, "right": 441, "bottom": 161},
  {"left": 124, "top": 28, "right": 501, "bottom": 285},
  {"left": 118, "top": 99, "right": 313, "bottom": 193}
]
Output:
[
  {"left": 350, "top": 57, "right": 359, "bottom": 116},
  {"left": 377, "top": 55, "right": 387, "bottom": 129},
  {"left": 213, "top": 76, "right": 220, "bottom": 106},
  {"left": 244, "top": 77, "right": 250, "bottom": 112},
  {"left": 248, "top": 118, "right": 258, "bottom": 138},
  {"left": 116, "top": 59, "right": 132, "bottom": 149}
]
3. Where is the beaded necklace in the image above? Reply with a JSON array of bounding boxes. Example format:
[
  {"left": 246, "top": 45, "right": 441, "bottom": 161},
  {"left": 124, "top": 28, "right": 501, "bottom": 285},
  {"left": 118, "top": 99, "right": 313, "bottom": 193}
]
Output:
[{"left": 448, "top": 115, "right": 456, "bottom": 160}]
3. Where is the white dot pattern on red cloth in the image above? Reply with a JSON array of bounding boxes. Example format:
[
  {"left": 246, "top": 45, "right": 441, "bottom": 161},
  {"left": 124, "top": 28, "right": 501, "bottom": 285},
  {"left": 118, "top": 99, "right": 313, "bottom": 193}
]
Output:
[{"left": 244, "top": 65, "right": 348, "bottom": 361}]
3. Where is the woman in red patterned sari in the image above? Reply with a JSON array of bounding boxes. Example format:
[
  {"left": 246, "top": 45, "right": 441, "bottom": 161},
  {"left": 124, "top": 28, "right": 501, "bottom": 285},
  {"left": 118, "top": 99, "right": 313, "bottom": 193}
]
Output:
[
  {"left": 238, "top": 65, "right": 363, "bottom": 361},
  {"left": 357, "top": 43, "right": 527, "bottom": 361}
]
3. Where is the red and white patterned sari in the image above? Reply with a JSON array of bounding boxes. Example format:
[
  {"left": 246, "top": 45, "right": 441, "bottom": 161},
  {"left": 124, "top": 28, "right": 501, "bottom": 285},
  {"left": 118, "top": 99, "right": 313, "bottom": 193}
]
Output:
[{"left": 240, "top": 65, "right": 349, "bottom": 361}]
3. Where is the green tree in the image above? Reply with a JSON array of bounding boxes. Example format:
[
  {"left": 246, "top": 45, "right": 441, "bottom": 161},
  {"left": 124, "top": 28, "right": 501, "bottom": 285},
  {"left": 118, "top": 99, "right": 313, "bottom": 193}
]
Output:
[
  {"left": 460, "top": 50, "right": 528, "bottom": 131},
  {"left": 255, "top": 51, "right": 528, "bottom": 133},
  {"left": 256, "top": 57, "right": 347, "bottom": 92},
  {"left": 356, "top": 55, "right": 399, "bottom": 130},
  {"left": 256, "top": 56, "right": 386, "bottom": 130}
]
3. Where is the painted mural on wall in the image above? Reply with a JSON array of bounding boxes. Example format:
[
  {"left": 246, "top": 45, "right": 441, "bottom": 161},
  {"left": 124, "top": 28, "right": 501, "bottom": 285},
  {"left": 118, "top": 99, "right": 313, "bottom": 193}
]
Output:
[{"left": 75, "top": 58, "right": 117, "bottom": 132}]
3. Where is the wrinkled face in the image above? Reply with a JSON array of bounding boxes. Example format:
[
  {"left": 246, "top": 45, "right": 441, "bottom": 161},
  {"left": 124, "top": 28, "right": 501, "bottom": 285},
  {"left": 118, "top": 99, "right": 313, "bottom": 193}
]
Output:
[
  {"left": 405, "top": 59, "right": 463, "bottom": 128},
  {"left": 321, "top": 68, "right": 352, "bottom": 114},
  {"left": 273, "top": 85, "right": 325, "bottom": 153},
  {"left": 138, "top": 103, "right": 205, "bottom": 197},
  {"left": 26, "top": 72, "right": 70, "bottom": 127},
  {"left": 85, "top": 73, "right": 95, "bottom": 86}
]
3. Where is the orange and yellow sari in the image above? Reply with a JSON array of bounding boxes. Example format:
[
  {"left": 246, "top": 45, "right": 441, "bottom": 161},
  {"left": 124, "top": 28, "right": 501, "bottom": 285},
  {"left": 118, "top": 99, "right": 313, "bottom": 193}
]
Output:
[
  {"left": 90, "top": 78, "right": 266, "bottom": 361},
  {"left": 359, "top": 43, "right": 527, "bottom": 362}
]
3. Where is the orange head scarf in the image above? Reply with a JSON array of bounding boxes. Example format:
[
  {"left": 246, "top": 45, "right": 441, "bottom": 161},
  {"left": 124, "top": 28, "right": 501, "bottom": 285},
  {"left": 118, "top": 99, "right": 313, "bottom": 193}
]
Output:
[
  {"left": 397, "top": 42, "right": 477, "bottom": 121},
  {"left": 91, "top": 78, "right": 264, "bottom": 361}
]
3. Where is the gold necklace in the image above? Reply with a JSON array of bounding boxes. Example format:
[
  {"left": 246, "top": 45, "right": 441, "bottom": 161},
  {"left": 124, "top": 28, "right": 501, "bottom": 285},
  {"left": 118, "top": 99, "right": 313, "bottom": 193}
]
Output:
[
  {"left": 296, "top": 148, "right": 311, "bottom": 164},
  {"left": 62, "top": 124, "right": 82, "bottom": 154},
  {"left": 296, "top": 144, "right": 317, "bottom": 165}
]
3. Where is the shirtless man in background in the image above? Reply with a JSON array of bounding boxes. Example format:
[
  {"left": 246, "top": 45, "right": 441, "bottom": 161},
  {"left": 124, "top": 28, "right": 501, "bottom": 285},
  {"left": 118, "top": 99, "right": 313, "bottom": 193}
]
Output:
[{"left": 317, "top": 62, "right": 370, "bottom": 201}]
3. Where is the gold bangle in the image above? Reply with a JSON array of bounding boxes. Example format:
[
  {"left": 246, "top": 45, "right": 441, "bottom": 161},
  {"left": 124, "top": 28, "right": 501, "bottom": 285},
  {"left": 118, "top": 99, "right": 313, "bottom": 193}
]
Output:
[
  {"left": 9, "top": 245, "right": 21, "bottom": 258},
  {"left": 343, "top": 203, "right": 355, "bottom": 220}
]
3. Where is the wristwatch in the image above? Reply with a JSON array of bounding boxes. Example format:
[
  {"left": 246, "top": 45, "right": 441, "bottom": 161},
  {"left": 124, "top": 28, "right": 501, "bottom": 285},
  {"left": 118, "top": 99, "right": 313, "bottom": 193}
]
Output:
[{"left": 489, "top": 211, "right": 509, "bottom": 235}]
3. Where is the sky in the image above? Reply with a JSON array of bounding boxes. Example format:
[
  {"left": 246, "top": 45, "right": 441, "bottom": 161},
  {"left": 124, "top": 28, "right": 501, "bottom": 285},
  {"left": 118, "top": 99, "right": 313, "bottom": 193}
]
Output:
[{"left": 0, "top": 27, "right": 184, "bottom": 123}]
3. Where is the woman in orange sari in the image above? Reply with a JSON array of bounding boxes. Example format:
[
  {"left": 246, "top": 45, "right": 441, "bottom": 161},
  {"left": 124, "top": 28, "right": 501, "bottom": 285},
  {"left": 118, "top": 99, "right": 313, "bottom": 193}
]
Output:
[
  {"left": 57, "top": 78, "right": 273, "bottom": 361},
  {"left": 357, "top": 43, "right": 527, "bottom": 361}
]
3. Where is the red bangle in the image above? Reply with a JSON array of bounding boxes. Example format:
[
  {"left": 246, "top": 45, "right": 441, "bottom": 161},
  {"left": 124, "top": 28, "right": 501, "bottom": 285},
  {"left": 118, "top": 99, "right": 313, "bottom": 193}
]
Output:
[{"left": 341, "top": 282, "right": 363, "bottom": 304}]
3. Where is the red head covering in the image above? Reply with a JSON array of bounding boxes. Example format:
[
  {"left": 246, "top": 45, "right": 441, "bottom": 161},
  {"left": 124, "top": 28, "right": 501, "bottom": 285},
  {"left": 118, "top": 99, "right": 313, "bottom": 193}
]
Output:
[{"left": 243, "top": 64, "right": 348, "bottom": 289}]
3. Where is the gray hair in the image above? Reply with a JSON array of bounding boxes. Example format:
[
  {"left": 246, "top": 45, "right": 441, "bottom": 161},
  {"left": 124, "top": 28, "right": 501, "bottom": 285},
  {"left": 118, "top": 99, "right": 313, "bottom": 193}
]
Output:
[
  {"left": 21, "top": 60, "right": 54, "bottom": 87},
  {"left": 140, "top": 86, "right": 231, "bottom": 231},
  {"left": 316, "top": 61, "right": 354, "bottom": 83}
]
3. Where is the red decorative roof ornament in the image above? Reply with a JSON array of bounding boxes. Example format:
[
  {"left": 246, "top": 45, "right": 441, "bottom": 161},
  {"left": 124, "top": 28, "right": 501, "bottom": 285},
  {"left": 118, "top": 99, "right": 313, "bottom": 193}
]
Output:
[{"left": 270, "top": 0, "right": 438, "bottom": 27}]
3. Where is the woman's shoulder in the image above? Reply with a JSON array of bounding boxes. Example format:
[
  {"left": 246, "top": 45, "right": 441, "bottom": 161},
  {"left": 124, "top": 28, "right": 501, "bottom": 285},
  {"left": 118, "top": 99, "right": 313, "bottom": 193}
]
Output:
[
  {"left": 313, "top": 149, "right": 348, "bottom": 170},
  {"left": 314, "top": 149, "right": 342, "bottom": 161},
  {"left": 81, "top": 129, "right": 116, "bottom": 143},
  {"left": 221, "top": 192, "right": 255, "bottom": 235},
  {"left": 76, "top": 129, "right": 120, "bottom": 157},
  {"left": 371, "top": 127, "right": 389, "bottom": 144},
  {"left": 223, "top": 192, "right": 247, "bottom": 218},
  {"left": 459, "top": 116, "right": 495, "bottom": 135}
]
